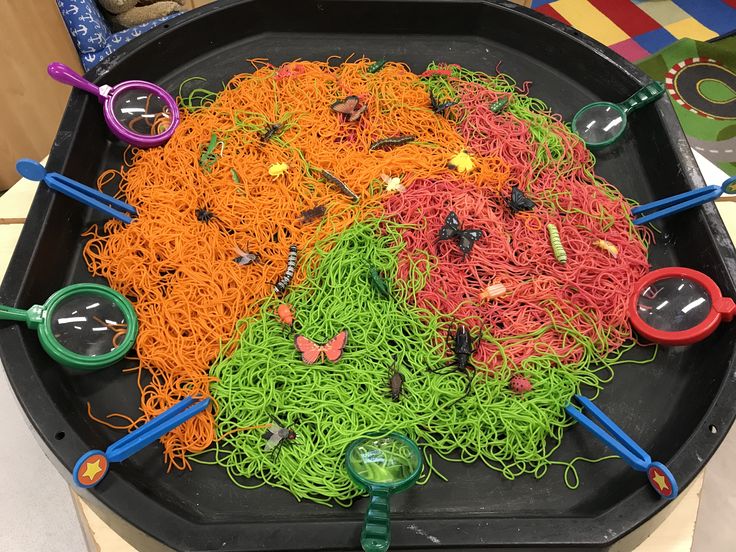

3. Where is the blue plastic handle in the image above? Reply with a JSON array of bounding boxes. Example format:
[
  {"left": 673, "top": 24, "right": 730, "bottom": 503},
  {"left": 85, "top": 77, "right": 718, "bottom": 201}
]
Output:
[
  {"left": 566, "top": 395, "right": 678, "bottom": 500},
  {"left": 632, "top": 176, "right": 736, "bottom": 225},
  {"left": 106, "top": 397, "right": 210, "bottom": 462},
  {"left": 16, "top": 158, "right": 137, "bottom": 224},
  {"left": 565, "top": 395, "right": 650, "bottom": 471}
]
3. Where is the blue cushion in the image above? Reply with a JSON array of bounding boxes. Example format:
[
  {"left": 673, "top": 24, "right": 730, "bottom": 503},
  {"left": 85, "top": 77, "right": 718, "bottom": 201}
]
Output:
[
  {"left": 56, "top": 0, "right": 182, "bottom": 70},
  {"left": 56, "top": 0, "right": 111, "bottom": 54},
  {"left": 79, "top": 16, "right": 176, "bottom": 70}
]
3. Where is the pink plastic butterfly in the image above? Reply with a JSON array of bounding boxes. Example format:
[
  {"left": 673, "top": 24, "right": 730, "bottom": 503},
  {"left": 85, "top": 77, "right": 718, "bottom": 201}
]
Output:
[
  {"left": 294, "top": 330, "right": 349, "bottom": 364},
  {"left": 330, "top": 96, "right": 367, "bottom": 122}
]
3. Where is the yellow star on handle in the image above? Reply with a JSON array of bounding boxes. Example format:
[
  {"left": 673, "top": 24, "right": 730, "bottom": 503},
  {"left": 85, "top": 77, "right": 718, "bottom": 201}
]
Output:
[
  {"left": 83, "top": 459, "right": 103, "bottom": 482},
  {"left": 651, "top": 470, "right": 669, "bottom": 492}
]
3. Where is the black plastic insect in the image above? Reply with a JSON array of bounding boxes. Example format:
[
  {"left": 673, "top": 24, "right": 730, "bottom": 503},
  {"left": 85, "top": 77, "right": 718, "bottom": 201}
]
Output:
[
  {"left": 506, "top": 185, "right": 536, "bottom": 215},
  {"left": 367, "top": 59, "right": 388, "bottom": 73},
  {"left": 321, "top": 170, "right": 359, "bottom": 201},
  {"left": 274, "top": 245, "right": 298, "bottom": 294},
  {"left": 195, "top": 207, "right": 216, "bottom": 223},
  {"left": 388, "top": 363, "right": 405, "bottom": 402},
  {"left": 263, "top": 422, "right": 297, "bottom": 460},
  {"left": 298, "top": 204, "right": 326, "bottom": 225},
  {"left": 368, "top": 266, "right": 391, "bottom": 299},
  {"left": 429, "top": 90, "right": 458, "bottom": 115},
  {"left": 261, "top": 122, "right": 283, "bottom": 142},
  {"left": 369, "top": 135, "right": 416, "bottom": 151},
  {"left": 331, "top": 96, "right": 367, "bottom": 122},
  {"left": 437, "top": 211, "right": 483, "bottom": 256},
  {"left": 428, "top": 324, "right": 481, "bottom": 401},
  {"left": 489, "top": 97, "right": 509, "bottom": 114},
  {"left": 233, "top": 244, "right": 259, "bottom": 266}
]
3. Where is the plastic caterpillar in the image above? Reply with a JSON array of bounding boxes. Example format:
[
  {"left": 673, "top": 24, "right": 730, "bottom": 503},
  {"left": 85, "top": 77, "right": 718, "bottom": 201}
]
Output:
[
  {"left": 274, "top": 245, "right": 298, "bottom": 294},
  {"left": 369, "top": 135, "right": 416, "bottom": 151},
  {"left": 367, "top": 59, "right": 387, "bottom": 73},
  {"left": 546, "top": 223, "right": 567, "bottom": 264}
]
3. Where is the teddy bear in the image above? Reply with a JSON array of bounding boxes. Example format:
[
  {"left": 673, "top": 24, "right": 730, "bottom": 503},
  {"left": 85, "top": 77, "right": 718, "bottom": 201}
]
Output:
[{"left": 97, "top": 0, "right": 188, "bottom": 29}]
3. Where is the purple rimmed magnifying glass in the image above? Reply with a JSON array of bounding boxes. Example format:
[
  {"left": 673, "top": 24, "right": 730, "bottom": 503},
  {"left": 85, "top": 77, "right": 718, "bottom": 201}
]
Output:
[{"left": 48, "top": 62, "right": 179, "bottom": 148}]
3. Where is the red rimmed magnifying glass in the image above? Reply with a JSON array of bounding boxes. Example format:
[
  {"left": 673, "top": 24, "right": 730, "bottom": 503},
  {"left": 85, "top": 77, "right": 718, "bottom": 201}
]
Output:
[{"left": 629, "top": 267, "right": 736, "bottom": 346}]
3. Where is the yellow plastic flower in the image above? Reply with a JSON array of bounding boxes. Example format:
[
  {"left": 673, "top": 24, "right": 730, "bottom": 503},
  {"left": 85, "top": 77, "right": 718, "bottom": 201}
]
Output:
[
  {"left": 448, "top": 151, "right": 475, "bottom": 173},
  {"left": 268, "top": 162, "right": 289, "bottom": 179}
]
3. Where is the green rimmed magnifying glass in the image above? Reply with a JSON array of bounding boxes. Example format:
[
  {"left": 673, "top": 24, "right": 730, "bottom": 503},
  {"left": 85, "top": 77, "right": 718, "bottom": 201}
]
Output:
[
  {"left": 571, "top": 81, "right": 665, "bottom": 150},
  {"left": 346, "top": 432, "right": 423, "bottom": 552},
  {"left": 0, "top": 283, "right": 137, "bottom": 370}
]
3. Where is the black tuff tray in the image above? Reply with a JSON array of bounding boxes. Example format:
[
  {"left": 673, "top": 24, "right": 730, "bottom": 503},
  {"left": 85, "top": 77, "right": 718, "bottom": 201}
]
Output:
[{"left": 2, "top": 1, "right": 736, "bottom": 550}]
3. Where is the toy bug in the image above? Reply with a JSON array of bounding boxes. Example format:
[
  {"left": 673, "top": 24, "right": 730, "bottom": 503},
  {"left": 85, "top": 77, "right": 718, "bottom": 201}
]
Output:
[
  {"left": 367, "top": 59, "right": 388, "bottom": 73},
  {"left": 367, "top": 266, "right": 391, "bottom": 299},
  {"left": 294, "top": 330, "right": 349, "bottom": 364},
  {"left": 429, "top": 90, "right": 458, "bottom": 115},
  {"left": 369, "top": 135, "right": 416, "bottom": 151},
  {"left": 261, "top": 122, "right": 283, "bottom": 142},
  {"left": 274, "top": 245, "right": 298, "bottom": 294},
  {"left": 429, "top": 324, "right": 481, "bottom": 401},
  {"left": 298, "top": 204, "right": 326, "bottom": 225},
  {"left": 277, "top": 303, "right": 295, "bottom": 330},
  {"left": 233, "top": 244, "right": 259, "bottom": 266},
  {"left": 547, "top": 223, "right": 567, "bottom": 264},
  {"left": 593, "top": 238, "right": 618, "bottom": 258},
  {"left": 509, "top": 374, "right": 532, "bottom": 395},
  {"left": 263, "top": 421, "right": 297, "bottom": 460},
  {"left": 388, "top": 363, "right": 405, "bottom": 402},
  {"left": 331, "top": 96, "right": 367, "bottom": 122},
  {"left": 479, "top": 281, "right": 507, "bottom": 301},
  {"left": 195, "top": 206, "right": 217, "bottom": 223},
  {"left": 489, "top": 97, "right": 509, "bottom": 114},
  {"left": 438, "top": 211, "right": 483, "bottom": 256},
  {"left": 380, "top": 173, "right": 405, "bottom": 193},
  {"left": 199, "top": 133, "right": 223, "bottom": 172},
  {"left": 321, "top": 170, "right": 359, "bottom": 201},
  {"left": 506, "top": 186, "right": 536, "bottom": 215}
]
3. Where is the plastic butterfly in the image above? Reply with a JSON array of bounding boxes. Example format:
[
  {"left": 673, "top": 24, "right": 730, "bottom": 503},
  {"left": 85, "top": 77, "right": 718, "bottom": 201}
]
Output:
[
  {"left": 294, "top": 330, "right": 349, "bottom": 364},
  {"left": 506, "top": 185, "right": 536, "bottom": 215},
  {"left": 438, "top": 211, "right": 483, "bottom": 255},
  {"left": 331, "top": 96, "right": 367, "bottom": 122}
]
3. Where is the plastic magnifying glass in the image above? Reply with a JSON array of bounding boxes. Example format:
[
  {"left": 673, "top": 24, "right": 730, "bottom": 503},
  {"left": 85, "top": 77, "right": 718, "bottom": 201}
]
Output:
[
  {"left": 346, "top": 432, "right": 423, "bottom": 552},
  {"left": 47, "top": 62, "right": 179, "bottom": 148},
  {"left": 0, "top": 283, "right": 138, "bottom": 370},
  {"left": 571, "top": 82, "right": 665, "bottom": 149},
  {"left": 628, "top": 267, "right": 736, "bottom": 346}
]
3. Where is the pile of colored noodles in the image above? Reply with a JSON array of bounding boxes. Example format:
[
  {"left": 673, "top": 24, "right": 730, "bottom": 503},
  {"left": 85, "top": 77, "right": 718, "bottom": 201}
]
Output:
[{"left": 83, "top": 59, "right": 650, "bottom": 502}]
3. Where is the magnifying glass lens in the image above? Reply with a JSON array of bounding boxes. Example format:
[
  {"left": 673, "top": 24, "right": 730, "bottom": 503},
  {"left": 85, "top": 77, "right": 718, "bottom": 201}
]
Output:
[
  {"left": 636, "top": 277, "right": 712, "bottom": 332},
  {"left": 573, "top": 104, "right": 625, "bottom": 145},
  {"left": 112, "top": 88, "right": 172, "bottom": 137},
  {"left": 50, "top": 292, "right": 129, "bottom": 356},
  {"left": 348, "top": 436, "right": 421, "bottom": 484}
]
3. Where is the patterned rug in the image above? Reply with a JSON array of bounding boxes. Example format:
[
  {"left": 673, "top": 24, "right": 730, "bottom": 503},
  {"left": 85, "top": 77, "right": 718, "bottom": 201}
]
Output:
[{"left": 533, "top": 0, "right": 736, "bottom": 62}]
